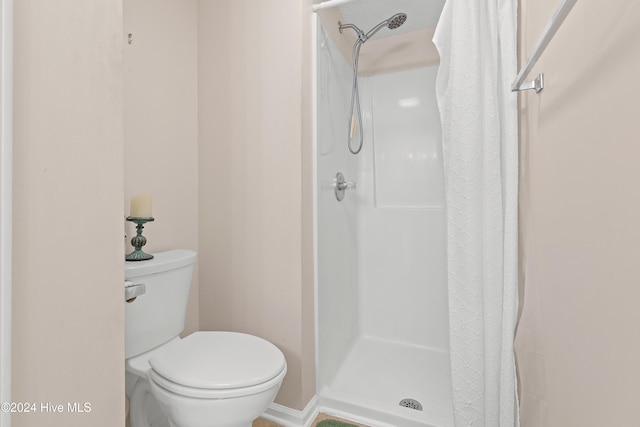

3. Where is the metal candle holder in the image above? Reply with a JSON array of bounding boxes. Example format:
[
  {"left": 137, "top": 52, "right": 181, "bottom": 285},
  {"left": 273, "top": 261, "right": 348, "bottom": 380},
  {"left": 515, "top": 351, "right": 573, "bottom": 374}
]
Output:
[{"left": 125, "top": 216, "right": 154, "bottom": 261}]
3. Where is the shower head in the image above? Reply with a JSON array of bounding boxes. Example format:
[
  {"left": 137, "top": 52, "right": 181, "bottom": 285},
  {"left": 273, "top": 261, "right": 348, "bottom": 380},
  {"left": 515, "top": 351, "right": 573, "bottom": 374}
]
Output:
[
  {"left": 339, "top": 12, "right": 409, "bottom": 156},
  {"left": 363, "top": 13, "right": 408, "bottom": 40},
  {"left": 339, "top": 12, "right": 408, "bottom": 43},
  {"left": 387, "top": 13, "right": 408, "bottom": 30}
]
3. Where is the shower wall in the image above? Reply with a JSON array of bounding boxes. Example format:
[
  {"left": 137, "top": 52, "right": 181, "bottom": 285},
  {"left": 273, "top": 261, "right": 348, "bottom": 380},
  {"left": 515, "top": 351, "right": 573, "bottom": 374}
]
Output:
[
  {"left": 317, "top": 21, "right": 448, "bottom": 392},
  {"left": 357, "top": 67, "right": 447, "bottom": 350},
  {"left": 316, "top": 25, "right": 359, "bottom": 388}
]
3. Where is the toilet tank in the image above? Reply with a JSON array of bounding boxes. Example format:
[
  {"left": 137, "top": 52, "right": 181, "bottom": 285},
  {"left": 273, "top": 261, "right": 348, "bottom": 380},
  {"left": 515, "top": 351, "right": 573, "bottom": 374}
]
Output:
[{"left": 124, "top": 249, "right": 196, "bottom": 359}]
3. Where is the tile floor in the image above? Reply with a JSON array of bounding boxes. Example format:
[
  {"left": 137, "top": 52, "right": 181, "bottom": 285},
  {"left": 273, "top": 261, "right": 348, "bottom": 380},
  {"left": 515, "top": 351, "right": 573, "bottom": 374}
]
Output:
[{"left": 253, "top": 413, "right": 369, "bottom": 427}]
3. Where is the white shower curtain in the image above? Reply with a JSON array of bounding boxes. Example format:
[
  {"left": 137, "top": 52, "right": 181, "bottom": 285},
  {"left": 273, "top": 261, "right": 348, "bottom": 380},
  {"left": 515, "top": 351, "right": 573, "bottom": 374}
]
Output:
[{"left": 433, "top": 0, "right": 519, "bottom": 426}]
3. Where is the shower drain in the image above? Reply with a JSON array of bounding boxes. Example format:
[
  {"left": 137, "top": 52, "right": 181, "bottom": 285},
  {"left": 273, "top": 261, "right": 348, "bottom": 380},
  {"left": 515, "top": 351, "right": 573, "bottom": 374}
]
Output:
[{"left": 399, "top": 398, "right": 423, "bottom": 411}]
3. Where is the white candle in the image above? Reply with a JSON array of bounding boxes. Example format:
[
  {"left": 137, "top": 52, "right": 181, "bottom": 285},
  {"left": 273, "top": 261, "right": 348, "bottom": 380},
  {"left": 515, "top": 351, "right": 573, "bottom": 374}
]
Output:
[{"left": 130, "top": 194, "right": 152, "bottom": 218}]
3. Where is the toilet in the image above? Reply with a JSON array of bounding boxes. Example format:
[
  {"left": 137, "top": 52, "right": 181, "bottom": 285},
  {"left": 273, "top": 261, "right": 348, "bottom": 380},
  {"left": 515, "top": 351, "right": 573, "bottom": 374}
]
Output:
[{"left": 125, "top": 249, "right": 287, "bottom": 427}]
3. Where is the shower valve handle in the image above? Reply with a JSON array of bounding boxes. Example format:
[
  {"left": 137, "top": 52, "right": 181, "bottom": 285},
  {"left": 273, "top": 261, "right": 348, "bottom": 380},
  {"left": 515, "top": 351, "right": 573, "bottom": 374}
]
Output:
[
  {"left": 336, "top": 180, "right": 356, "bottom": 191},
  {"left": 335, "top": 172, "right": 356, "bottom": 202}
]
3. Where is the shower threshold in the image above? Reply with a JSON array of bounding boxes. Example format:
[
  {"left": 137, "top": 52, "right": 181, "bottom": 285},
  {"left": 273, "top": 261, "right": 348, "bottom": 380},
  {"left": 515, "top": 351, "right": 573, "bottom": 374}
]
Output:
[{"left": 319, "top": 336, "right": 453, "bottom": 427}]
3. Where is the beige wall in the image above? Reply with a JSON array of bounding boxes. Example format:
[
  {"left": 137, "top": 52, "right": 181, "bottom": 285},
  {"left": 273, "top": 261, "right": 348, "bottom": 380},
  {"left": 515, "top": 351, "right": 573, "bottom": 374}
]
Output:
[
  {"left": 197, "top": 0, "right": 316, "bottom": 410},
  {"left": 124, "top": 0, "right": 199, "bottom": 335},
  {"left": 12, "top": 1, "right": 125, "bottom": 426},
  {"left": 516, "top": 0, "right": 640, "bottom": 425}
]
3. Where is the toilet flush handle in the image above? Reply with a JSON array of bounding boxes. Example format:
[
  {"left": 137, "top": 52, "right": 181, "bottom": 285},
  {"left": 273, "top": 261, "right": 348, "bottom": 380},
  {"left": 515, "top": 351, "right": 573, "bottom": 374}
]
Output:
[{"left": 125, "top": 280, "right": 146, "bottom": 303}]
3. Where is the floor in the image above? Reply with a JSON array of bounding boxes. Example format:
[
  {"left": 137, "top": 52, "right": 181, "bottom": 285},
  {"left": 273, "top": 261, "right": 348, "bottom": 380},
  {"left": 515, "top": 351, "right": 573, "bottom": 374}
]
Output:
[{"left": 253, "top": 413, "right": 369, "bottom": 427}]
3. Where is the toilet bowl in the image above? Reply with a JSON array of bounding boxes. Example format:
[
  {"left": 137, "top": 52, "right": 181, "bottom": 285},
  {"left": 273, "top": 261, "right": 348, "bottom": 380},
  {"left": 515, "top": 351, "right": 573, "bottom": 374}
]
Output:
[{"left": 125, "top": 250, "right": 287, "bottom": 427}]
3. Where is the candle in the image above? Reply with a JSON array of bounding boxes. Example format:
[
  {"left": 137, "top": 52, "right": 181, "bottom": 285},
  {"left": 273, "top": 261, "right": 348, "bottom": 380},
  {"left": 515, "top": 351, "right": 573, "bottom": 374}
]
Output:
[{"left": 130, "top": 194, "right": 152, "bottom": 218}]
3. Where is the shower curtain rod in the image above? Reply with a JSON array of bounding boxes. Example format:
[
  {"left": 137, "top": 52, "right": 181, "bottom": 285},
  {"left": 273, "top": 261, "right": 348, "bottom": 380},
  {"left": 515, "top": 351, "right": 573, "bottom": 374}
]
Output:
[
  {"left": 512, "top": 0, "right": 578, "bottom": 93},
  {"left": 312, "top": 0, "right": 354, "bottom": 12}
]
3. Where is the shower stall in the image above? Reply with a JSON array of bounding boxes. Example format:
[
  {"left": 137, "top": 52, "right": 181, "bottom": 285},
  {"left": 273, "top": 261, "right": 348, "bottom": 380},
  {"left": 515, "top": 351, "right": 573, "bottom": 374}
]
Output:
[{"left": 314, "top": 4, "right": 453, "bottom": 426}]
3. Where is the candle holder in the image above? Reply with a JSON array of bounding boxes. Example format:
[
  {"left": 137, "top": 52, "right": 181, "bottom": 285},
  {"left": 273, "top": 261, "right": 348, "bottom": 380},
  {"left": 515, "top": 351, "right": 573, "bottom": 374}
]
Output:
[{"left": 125, "top": 216, "right": 155, "bottom": 261}]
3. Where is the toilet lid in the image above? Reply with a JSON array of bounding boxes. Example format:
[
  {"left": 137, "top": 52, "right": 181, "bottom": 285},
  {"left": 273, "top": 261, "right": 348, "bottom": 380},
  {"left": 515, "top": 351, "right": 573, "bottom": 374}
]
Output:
[{"left": 148, "top": 331, "right": 286, "bottom": 390}]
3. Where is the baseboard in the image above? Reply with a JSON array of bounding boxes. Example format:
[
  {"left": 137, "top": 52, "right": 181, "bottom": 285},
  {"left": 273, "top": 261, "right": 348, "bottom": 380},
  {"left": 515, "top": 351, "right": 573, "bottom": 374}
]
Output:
[{"left": 261, "top": 395, "right": 320, "bottom": 427}]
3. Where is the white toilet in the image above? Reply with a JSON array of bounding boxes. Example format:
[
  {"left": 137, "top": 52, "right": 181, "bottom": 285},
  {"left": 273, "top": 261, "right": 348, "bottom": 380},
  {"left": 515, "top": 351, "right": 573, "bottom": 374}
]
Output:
[{"left": 125, "top": 249, "right": 287, "bottom": 427}]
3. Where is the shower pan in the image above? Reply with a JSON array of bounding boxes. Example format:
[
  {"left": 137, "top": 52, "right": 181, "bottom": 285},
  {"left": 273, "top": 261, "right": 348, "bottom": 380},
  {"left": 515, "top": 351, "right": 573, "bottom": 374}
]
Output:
[{"left": 314, "top": 10, "right": 453, "bottom": 427}]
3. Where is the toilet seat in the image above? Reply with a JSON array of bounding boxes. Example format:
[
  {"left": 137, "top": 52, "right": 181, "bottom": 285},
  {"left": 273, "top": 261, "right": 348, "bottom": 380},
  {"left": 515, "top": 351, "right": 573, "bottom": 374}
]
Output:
[
  {"left": 149, "top": 366, "right": 286, "bottom": 399},
  {"left": 148, "top": 331, "right": 287, "bottom": 399}
]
